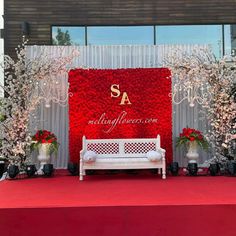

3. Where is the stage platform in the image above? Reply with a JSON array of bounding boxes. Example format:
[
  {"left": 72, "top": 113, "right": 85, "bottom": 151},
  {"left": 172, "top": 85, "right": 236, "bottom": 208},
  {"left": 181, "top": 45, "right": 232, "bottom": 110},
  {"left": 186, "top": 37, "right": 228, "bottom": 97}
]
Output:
[{"left": 1, "top": 171, "right": 236, "bottom": 236}]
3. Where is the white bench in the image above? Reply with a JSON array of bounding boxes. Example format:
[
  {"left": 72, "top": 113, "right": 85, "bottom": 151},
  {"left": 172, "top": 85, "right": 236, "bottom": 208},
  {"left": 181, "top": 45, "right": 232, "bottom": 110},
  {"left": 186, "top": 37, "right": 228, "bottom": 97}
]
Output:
[{"left": 79, "top": 135, "right": 166, "bottom": 180}]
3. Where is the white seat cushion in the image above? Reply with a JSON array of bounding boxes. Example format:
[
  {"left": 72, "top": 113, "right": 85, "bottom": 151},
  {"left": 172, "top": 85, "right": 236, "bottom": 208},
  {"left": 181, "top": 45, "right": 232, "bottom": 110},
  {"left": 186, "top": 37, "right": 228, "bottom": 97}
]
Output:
[
  {"left": 83, "top": 150, "right": 97, "bottom": 163},
  {"left": 146, "top": 150, "right": 162, "bottom": 162}
]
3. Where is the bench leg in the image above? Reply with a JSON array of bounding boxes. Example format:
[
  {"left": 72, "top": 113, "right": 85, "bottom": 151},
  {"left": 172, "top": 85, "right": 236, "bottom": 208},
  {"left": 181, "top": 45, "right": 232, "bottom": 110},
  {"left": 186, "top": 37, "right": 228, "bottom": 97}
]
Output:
[
  {"left": 79, "top": 172, "right": 83, "bottom": 181},
  {"left": 80, "top": 158, "right": 83, "bottom": 181},
  {"left": 162, "top": 168, "right": 166, "bottom": 179},
  {"left": 158, "top": 168, "right": 161, "bottom": 175}
]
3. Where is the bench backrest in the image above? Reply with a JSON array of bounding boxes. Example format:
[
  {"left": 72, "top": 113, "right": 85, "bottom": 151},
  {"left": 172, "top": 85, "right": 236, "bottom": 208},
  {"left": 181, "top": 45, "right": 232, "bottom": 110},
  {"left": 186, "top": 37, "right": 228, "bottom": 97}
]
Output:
[{"left": 82, "top": 135, "right": 161, "bottom": 158}]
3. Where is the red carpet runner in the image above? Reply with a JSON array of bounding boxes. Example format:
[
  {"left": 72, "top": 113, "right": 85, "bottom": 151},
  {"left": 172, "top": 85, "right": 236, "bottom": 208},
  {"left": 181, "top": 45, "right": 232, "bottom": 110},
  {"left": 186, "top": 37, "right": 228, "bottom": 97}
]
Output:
[{"left": 0, "top": 173, "right": 236, "bottom": 236}]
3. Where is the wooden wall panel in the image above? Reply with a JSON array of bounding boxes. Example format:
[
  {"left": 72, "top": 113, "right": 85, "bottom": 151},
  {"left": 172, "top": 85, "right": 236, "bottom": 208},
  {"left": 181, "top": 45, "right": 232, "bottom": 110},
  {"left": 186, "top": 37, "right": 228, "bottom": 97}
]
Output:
[{"left": 4, "top": 0, "right": 236, "bottom": 55}]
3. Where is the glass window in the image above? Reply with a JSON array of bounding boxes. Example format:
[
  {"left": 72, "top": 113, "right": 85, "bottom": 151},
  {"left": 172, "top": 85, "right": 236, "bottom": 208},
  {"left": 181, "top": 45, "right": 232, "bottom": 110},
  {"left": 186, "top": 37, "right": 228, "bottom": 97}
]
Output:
[
  {"left": 87, "top": 26, "right": 154, "bottom": 45},
  {"left": 52, "top": 26, "right": 86, "bottom": 45},
  {"left": 156, "top": 25, "right": 223, "bottom": 58},
  {"left": 224, "top": 24, "right": 236, "bottom": 56},
  {"left": 50, "top": 25, "right": 228, "bottom": 59}
]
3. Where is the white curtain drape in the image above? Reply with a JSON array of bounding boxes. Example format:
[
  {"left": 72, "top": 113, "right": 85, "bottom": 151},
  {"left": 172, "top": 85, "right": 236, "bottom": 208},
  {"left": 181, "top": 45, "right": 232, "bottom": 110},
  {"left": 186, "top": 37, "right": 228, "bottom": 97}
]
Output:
[{"left": 27, "top": 44, "right": 210, "bottom": 168}]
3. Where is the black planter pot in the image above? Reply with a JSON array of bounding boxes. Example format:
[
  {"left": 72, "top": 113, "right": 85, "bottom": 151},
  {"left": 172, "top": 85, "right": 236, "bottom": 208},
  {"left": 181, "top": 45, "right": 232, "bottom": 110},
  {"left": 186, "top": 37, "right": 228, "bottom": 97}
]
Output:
[
  {"left": 108, "top": 170, "right": 120, "bottom": 175},
  {"left": 43, "top": 164, "right": 54, "bottom": 177},
  {"left": 231, "top": 141, "right": 236, "bottom": 155},
  {"left": 227, "top": 161, "right": 236, "bottom": 175},
  {"left": 209, "top": 163, "right": 219, "bottom": 176},
  {"left": 8, "top": 165, "right": 19, "bottom": 179},
  {"left": 67, "top": 162, "right": 78, "bottom": 176},
  {"left": 26, "top": 164, "right": 37, "bottom": 177},
  {"left": 0, "top": 161, "right": 5, "bottom": 178},
  {"left": 126, "top": 169, "right": 139, "bottom": 175},
  {"left": 169, "top": 162, "right": 179, "bottom": 176},
  {"left": 187, "top": 163, "right": 198, "bottom": 176}
]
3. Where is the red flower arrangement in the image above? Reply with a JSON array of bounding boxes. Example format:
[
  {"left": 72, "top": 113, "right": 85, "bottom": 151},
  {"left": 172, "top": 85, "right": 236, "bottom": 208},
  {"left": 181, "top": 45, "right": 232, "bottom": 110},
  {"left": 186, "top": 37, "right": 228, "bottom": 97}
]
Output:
[
  {"left": 31, "top": 130, "right": 59, "bottom": 155},
  {"left": 68, "top": 68, "right": 173, "bottom": 163},
  {"left": 176, "top": 127, "right": 209, "bottom": 150}
]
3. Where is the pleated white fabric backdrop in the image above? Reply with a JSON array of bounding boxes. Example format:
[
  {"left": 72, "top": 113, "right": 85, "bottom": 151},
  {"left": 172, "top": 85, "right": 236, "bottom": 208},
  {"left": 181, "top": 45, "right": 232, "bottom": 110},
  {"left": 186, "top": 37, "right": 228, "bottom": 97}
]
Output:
[{"left": 27, "top": 44, "right": 210, "bottom": 168}]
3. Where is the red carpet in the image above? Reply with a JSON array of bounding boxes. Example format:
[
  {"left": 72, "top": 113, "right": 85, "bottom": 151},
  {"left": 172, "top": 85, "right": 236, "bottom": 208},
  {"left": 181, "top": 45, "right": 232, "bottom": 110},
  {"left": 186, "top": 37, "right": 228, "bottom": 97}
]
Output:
[{"left": 1, "top": 172, "right": 236, "bottom": 235}]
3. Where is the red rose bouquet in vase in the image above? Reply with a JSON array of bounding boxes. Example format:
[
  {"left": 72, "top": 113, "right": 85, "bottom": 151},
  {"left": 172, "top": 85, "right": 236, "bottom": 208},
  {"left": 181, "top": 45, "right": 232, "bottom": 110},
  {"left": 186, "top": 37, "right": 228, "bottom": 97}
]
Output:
[
  {"left": 31, "top": 130, "right": 59, "bottom": 174},
  {"left": 176, "top": 128, "right": 209, "bottom": 163}
]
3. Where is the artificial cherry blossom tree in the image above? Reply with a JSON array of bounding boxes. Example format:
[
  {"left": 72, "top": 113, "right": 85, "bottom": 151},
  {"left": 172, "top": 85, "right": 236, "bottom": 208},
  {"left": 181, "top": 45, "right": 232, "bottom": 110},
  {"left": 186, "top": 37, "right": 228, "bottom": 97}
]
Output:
[
  {"left": 166, "top": 48, "right": 236, "bottom": 164},
  {"left": 0, "top": 38, "right": 78, "bottom": 170},
  {"left": 207, "top": 58, "right": 236, "bottom": 162}
]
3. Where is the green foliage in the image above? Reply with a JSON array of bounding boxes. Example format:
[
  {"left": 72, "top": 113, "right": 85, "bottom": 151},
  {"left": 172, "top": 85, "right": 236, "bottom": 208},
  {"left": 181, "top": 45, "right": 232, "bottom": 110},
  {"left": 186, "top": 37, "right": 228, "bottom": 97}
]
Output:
[
  {"left": 30, "top": 141, "right": 40, "bottom": 153},
  {"left": 53, "top": 28, "right": 72, "bottom": 45},
  {"left": 48, "top": 141, "right": 59, "bottom": 155},
  {"left": 30, "top": 142, "right": 59, "bottom": 156}
]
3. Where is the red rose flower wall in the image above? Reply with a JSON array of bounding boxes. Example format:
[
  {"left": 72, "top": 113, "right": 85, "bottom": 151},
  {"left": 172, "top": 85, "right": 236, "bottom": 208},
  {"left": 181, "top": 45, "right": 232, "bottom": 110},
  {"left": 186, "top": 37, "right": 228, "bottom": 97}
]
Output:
[{"left": 69, "top": 68, "right": 173, "bottom": 163}]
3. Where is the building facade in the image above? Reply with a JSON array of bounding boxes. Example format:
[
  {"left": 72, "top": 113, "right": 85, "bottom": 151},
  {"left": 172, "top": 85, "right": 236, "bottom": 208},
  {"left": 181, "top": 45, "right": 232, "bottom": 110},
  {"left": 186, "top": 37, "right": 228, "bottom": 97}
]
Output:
[{"left": 4, "top": 0, "right": 236, "bottom": 57}]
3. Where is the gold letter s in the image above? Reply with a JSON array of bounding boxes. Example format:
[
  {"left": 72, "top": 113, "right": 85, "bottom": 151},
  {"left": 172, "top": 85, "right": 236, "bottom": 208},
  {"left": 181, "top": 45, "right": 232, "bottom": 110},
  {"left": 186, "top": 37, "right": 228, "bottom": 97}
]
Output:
[{"left": 111, "top": 84, "right": 120, "bottom": 98}]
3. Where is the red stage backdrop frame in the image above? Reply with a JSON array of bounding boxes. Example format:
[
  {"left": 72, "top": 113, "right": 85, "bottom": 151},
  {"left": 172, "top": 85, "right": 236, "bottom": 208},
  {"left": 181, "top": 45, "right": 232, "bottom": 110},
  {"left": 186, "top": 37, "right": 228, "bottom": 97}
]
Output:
[{"left": 69, "top": 68, "right": 172, "bottom": 163}]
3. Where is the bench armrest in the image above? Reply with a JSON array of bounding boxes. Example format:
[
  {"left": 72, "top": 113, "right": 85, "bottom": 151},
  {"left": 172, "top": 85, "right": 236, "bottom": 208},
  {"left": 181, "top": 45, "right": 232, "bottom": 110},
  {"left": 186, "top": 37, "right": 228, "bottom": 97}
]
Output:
[
  {"left": 157, "top": 148, "right": 166, "bottom": 159},
  {"left": 80, "top": 150, "right": 86, "bottom": 160}
]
